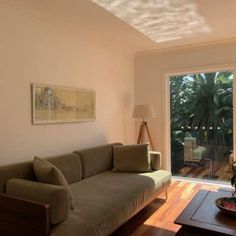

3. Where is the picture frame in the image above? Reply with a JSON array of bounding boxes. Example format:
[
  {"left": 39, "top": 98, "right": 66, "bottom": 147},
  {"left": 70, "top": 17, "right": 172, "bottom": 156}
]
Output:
[{"left": 32, "top": 83, "right": 96, "bottom": 124}]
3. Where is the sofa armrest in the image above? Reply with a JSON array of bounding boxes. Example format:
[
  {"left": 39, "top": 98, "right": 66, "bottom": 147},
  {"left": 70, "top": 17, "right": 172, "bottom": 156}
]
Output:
[
  {"left": 6, "top": 179, "right": 70, "bottom": 225},
  {"left": 0, "top": 193, "right": 50, "bottom": 236},
  {"left": 150, "top": 151, "right": 162, "bottom": 170}
]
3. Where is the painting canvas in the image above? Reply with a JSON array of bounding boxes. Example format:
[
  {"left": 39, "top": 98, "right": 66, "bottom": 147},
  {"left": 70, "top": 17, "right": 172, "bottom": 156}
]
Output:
[{"left": 32, "top": 84, "right": 96, "bottom": 124}]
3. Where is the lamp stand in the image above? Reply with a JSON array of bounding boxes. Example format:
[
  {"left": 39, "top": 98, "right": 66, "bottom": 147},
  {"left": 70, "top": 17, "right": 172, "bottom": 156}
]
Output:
[{"left": 137, "top": 121, "right": 154, "bottom": 150}]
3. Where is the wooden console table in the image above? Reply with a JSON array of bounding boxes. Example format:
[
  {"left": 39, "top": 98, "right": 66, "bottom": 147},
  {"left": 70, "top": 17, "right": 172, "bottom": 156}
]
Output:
[{"left": 175, "top": 189, "right": 236, "bottom": 236}]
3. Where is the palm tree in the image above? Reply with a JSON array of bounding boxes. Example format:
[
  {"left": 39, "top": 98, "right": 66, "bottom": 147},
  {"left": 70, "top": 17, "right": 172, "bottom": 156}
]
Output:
[{"left": 190, "top": 72, "right": 233, "bottom": 153}]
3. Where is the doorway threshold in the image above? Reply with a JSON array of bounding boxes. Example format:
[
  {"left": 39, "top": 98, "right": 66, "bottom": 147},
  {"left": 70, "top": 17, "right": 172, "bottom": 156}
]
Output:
[{"left": 172, "top": 176, "right": 232, "bottom": 188}]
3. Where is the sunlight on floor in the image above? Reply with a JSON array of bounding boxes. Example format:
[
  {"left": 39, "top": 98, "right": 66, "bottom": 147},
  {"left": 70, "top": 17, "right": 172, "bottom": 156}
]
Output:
[
  {"left": 181, "top": 182, "right": 196, "bottom": 199},
  {"left": 113, "top": 180, "right": 233, "bottom": 235},
  {"left": 92, "top": 0, "right": 211, "bottom": 43}
]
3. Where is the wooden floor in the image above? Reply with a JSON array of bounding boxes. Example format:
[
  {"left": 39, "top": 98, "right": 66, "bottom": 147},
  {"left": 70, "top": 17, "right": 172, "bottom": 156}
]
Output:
[
  {"left": 112, "top": 180, "right": 222, "bottom": 236},
  {"left": 177, "top": 161, "right": 231, "bottom": 182}
]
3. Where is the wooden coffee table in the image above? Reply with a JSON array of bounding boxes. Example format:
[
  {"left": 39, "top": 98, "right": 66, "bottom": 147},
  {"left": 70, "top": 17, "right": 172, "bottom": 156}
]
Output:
[{"left": 175, "top": 189, "right": 236, "bottom": 236}]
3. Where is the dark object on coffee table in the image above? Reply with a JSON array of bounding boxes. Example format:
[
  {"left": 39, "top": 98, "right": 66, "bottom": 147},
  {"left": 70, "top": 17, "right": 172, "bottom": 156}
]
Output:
[{"left": 215, "top": 197, "right": 236, "bottom": 216}]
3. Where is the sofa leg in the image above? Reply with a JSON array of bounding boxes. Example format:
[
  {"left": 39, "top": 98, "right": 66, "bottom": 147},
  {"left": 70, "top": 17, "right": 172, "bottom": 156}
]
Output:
[{"left": 165, "top": 189, "right": 168, "bottom": 200}]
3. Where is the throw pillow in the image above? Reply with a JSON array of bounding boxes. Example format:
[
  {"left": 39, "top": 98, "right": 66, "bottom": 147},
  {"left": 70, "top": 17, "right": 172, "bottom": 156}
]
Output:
[
  {"left": 113, "top": 144, "right": 150, "bottom": 172},
  {"left": 33, "top": 156, "right": 75, "bottom": 210}
]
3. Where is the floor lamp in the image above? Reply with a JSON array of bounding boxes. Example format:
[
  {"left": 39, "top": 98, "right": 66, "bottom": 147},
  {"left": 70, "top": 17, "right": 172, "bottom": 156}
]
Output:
[{"left": 132, "top": 104, "right": 156, "bottom": 150}]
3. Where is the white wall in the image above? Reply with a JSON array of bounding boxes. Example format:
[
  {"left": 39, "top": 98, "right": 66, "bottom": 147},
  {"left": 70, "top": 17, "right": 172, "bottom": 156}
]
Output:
[
  {"left": 135, "top": 41, "right": 236, "bottom": 169},
  {"left": 0, "top": 1, "right": 136, "bottom": 165}
]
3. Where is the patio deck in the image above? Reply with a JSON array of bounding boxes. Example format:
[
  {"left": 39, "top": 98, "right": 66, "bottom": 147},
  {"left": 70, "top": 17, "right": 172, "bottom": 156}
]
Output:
[{"left": 176, "top": 160, "right": 231, "bottom": 182}]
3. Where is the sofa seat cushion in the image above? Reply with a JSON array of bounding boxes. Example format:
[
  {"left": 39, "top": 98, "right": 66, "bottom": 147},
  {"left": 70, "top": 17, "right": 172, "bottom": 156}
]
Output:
[{"left": 50, "top": 170, "right": 171, "bottom": 236}]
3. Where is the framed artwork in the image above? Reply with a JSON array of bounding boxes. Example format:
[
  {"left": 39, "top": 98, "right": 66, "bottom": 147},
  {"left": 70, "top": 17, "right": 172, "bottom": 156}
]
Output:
[{"left": 32, "top": 84, "right": 96, "bottom": 124}]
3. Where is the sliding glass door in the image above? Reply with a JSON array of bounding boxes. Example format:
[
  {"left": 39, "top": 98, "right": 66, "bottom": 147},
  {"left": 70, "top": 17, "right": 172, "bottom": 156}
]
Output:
[{"left": 170, "top": 71, "right": 233, "bottom": 182}]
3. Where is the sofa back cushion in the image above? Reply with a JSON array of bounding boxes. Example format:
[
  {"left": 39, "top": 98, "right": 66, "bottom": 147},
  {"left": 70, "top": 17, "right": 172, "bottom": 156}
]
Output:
[
  {"left": 0, "top": 153, "right": 82, "bottom": 193},
  {"left": 46, "top": 153, "right": 82, "bottom": 184},
  {"left": 74, "top": 143, "right": 122, "bottom": 179}
]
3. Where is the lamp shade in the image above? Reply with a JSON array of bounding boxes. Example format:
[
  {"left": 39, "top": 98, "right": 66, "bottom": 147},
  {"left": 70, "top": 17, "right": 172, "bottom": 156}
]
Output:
[{"left": 132, "top": 104, "right": 156, "bottom": 119}]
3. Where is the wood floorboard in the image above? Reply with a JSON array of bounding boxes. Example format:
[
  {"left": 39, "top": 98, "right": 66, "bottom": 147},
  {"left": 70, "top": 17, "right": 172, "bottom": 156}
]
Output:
[{"left": 112, "top": 180, "right": 223, "bottom": 236}]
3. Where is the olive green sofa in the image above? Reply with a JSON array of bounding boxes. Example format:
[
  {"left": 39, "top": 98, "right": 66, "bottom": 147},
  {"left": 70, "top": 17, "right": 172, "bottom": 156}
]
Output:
[{"left": 0, "top": 143, "right": 171, "bottom": 236}]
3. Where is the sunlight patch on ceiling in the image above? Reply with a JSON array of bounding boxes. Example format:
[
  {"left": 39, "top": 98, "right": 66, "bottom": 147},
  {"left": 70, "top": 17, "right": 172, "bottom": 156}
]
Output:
[{"left": 92, "top": 0, "right": 211, "bottom": 43}]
